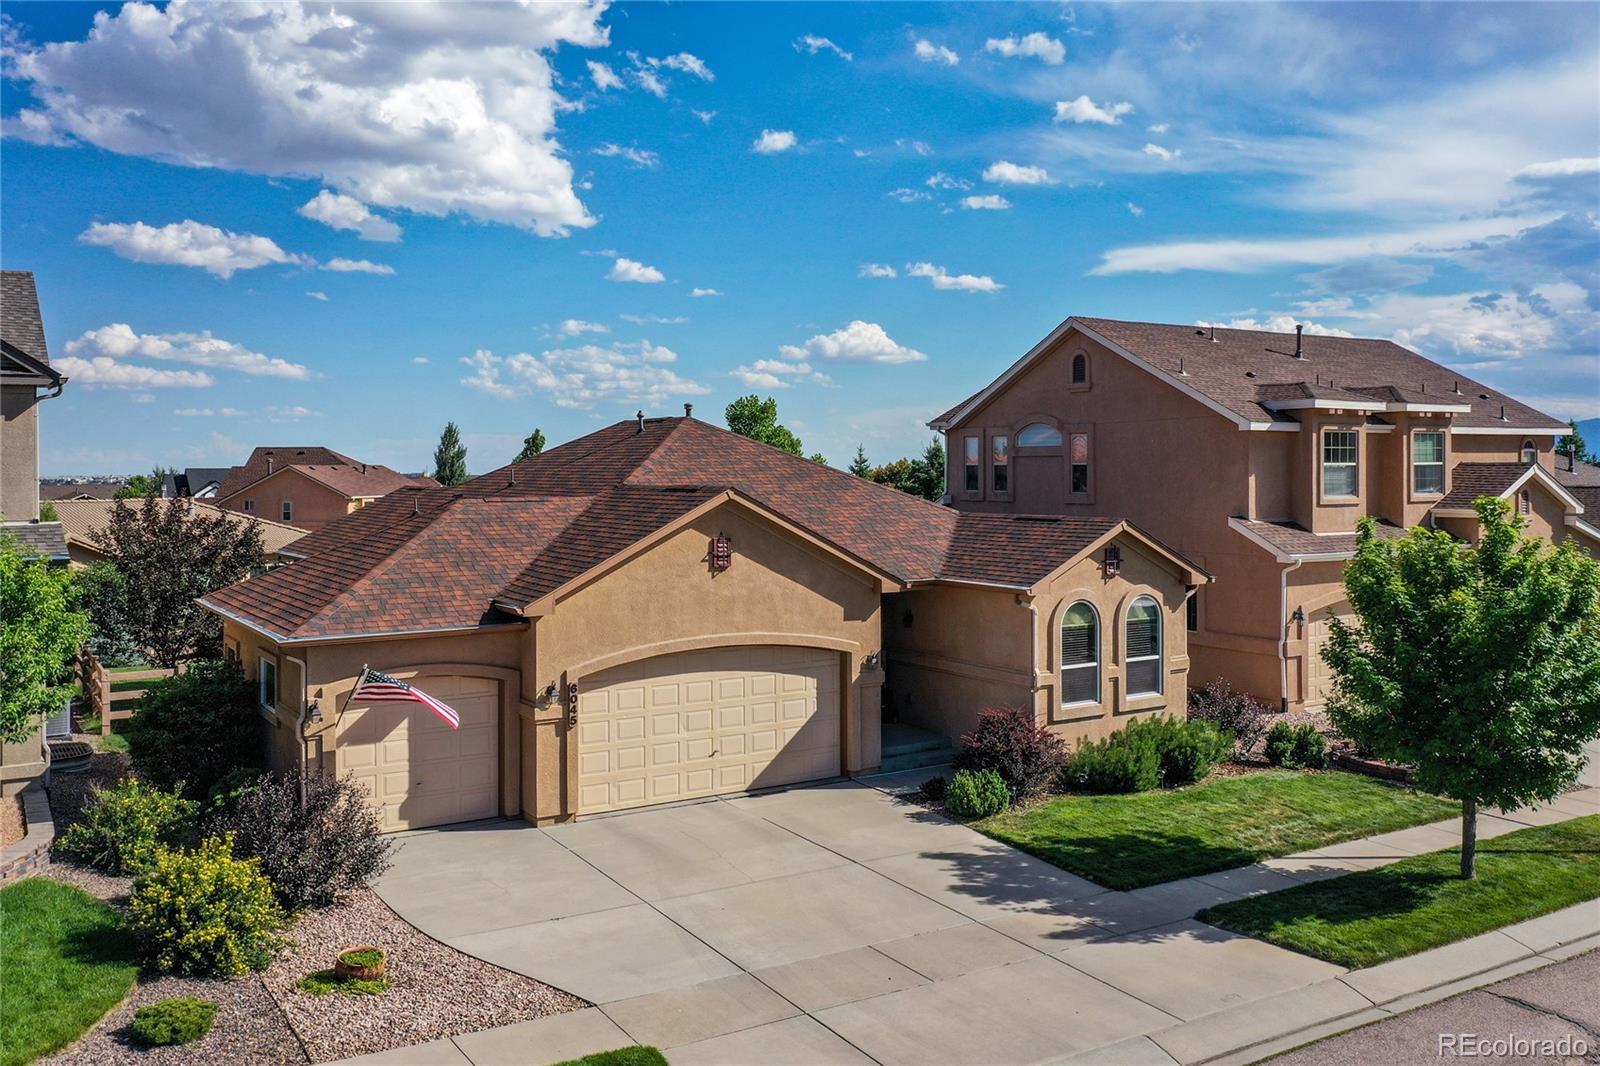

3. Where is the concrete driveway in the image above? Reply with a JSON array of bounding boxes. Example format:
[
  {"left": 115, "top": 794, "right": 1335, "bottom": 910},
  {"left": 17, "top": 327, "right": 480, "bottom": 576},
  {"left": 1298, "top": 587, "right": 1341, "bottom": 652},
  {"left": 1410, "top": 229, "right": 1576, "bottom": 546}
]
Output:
[{"left": 372, "top": 780, "right": 1351, "bottom": 1065}]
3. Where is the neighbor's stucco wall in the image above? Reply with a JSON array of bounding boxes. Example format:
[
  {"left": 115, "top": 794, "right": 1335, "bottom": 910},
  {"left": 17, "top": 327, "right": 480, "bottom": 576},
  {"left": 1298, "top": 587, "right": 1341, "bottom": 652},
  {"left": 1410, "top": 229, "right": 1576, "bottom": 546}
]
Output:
[
  {"left": 218, "top": 467, "right": 361, "bottom": 531},
  {"left": 1, "top": 384, "right": 41, "bottom": 522}
]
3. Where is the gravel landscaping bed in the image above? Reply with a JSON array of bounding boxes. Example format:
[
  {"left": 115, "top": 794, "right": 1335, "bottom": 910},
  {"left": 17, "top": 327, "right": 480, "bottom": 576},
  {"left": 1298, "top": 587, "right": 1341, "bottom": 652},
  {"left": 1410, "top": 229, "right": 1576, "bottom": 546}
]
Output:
[
  {"left": 261, "top": 887, "right": 586, "bottom": 1063},
  {"left": 1, "top": 790, "right": 23, "bottom": 847}
]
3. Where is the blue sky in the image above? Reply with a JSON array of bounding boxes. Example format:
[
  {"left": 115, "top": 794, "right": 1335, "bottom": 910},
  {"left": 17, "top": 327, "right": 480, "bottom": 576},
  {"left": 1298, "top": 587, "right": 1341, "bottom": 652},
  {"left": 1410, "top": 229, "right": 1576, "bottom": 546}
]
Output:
[{"left": 4, "top": 1, "right": 1597, "bottom": 475}]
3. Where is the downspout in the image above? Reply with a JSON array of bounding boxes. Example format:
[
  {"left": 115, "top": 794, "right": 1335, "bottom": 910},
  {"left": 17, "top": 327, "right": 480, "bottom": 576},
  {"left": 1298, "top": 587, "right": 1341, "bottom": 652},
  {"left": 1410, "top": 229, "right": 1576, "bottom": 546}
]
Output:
[
  {"left": 1019, "top": 593, "right": 1040, "bottom": 717},
  {"left": 1278, "top": 558, "right": 1303, "bottom": 713},
  {"left": 285, "top": 653, "right": 312, "bottom": 803}
]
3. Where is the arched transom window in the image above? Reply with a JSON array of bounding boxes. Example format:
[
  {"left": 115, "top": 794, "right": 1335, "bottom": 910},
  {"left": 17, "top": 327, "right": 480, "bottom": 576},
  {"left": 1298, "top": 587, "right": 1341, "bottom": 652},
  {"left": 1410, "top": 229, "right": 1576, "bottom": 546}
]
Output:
[
  {"left": 1018, "top": 423, "right": 1063, "bottom": 447},
  {"left": 1061, "top": 602, "right": 1099, "bottom": 705},
  {"left": 1126, "top": 596, "right": 1163, "bottom": 696},
  {"left": 1071, "top": 352, "right": 1088, "bottom": 384}
]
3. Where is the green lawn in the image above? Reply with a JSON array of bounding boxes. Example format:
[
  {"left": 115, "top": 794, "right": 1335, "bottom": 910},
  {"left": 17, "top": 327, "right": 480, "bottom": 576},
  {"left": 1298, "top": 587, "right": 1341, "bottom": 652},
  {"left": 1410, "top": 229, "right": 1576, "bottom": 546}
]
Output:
[
  {"left": 72, "top": 715, "right": 130, "bottom": 753},
  {"left": 0, "top": 879, "right": 139, "bottom": 1066},
  {"left": 976, "top": 770, "right": 1459, "bottom": 890},
  {"left": 1199, "top": 815, "right": 1600, "bottom": 968},
  {"left": 555, "top": 1049, "right": 668, "bottom": 1066}
]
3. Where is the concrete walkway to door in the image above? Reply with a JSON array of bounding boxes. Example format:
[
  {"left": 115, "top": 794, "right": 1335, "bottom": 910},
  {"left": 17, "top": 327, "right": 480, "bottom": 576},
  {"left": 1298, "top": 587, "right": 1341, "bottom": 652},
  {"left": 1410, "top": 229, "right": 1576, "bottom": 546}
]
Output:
[{"left": 346, "top": 779, "right": 1600, "bottom": 1066}]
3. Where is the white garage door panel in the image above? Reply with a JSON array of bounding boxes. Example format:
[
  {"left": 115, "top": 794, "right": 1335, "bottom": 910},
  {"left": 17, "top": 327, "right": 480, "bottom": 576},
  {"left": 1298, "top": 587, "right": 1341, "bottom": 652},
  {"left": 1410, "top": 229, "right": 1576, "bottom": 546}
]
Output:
[
  {"left": 1306, "top": 604, "right": 1350, "bottom": 709},
  {"left": 578, "top": 646, "right": 840, "bottom": 814},
  {"left": 336, "top": 674, "right": 499, "bottom": 831}
]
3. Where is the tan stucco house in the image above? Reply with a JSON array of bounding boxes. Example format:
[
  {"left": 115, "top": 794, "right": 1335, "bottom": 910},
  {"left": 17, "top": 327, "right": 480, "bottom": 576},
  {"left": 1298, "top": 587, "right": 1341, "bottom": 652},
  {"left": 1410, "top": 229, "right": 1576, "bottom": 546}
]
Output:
[
  {"left": 52, "top": 498, "right": 307, "bottom": 569},
  {"left": 202, "top": 415, "right": 1205, "bottom": 831},
  {"left": 213, "top": 446, "right": 435, "bottom": 530},
  {"left": 931, "top": 316, "right": 1590, "bottom": 714}
]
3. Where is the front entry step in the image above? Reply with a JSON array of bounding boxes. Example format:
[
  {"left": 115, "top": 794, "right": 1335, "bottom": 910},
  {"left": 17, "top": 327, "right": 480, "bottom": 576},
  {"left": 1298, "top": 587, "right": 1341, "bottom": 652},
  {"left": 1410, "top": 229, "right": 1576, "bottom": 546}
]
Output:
[{"left": 880, "top": 722, "right": 955, "bottom": 774}]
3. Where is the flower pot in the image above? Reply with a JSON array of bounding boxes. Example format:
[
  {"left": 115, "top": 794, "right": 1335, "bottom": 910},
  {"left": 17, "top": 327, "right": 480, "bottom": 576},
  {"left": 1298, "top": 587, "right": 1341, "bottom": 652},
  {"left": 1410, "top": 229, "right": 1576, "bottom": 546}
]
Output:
[{"left": 334, "top": 946, "right": 386, "bottom": 981}]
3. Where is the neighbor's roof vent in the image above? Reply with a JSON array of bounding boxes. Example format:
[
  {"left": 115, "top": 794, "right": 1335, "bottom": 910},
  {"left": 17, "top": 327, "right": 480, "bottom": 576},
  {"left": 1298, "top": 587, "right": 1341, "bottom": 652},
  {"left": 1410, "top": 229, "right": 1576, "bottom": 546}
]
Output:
[
  {"left": 1294, "top": 323, "right": 1305, "bottom": 359},
  {"left": 636, "top": 410, "right": 645, "bottom": 432}
]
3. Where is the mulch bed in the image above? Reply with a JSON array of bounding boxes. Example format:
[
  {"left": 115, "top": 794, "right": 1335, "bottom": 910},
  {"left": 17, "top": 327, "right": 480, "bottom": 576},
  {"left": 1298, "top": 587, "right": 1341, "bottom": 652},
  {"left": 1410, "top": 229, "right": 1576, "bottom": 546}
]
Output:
[{"left": 38, "top": 752, "right": 588, "bottom": 1064}]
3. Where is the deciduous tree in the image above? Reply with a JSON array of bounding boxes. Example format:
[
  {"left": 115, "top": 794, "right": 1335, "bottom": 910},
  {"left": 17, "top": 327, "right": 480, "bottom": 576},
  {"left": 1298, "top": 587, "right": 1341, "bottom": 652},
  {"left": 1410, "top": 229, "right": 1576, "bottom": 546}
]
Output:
[
  {"left": 1324, "top": 499, "right": 1600, "bottom": 878},
  {"left": 724, "top": 395, "right": 803, "bottom": 456},
  {"left": 515, "top": 427, "right": 546, "bottom": 462},
  {"left": 0, "top": 536, "right": 90, "bottom": 742},
  {"left": 432, "top": 422, "right": 468, "bottom": 485}
]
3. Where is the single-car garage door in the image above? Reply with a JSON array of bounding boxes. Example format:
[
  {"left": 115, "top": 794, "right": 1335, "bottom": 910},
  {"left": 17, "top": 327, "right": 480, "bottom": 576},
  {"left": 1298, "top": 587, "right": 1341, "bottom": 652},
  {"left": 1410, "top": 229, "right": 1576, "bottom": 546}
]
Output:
[
  {"left": 1305, "top": 603, "right": 1350, "bottom": 708},
  {"left": 577, "top": 645, "right": 841, "bottom": 814},
  {"left": 336, "top": 674, "right": 499, "bottom": 831}
]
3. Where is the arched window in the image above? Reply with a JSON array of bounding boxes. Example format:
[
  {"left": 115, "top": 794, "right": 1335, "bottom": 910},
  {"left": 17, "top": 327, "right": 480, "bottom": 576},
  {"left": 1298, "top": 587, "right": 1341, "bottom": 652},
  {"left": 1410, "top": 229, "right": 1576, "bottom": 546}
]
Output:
[
  {"left": 1018, "top": 423, "right": 1063, "bottom": 447},
  {"left": 1521, "top": 439, "right": 1537, "bottom": 464},
  {"left": 1061, "top": 602, "right": 1099, "bottom": 705},
  {"left": 1126, "top": 596, "right": 1163, "bottom": 696},
  {"left": 1071, "top": 352, "right": 1088, "bottom": 384}
]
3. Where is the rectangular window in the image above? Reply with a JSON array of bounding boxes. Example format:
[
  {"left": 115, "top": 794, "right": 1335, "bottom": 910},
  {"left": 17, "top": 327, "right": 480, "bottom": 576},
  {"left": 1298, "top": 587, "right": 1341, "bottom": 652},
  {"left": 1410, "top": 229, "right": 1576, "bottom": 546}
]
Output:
[
  {"left": 1322, "top": 430, "right": 1359, "bottom": 498},
  {"left": 963, "top": 436, "right": 980, "bottom": 493},
  {"left": 259, "top": 657, "right": 278, "bottom": 711},
  {"left": 1412, "top": 431, "right": 1445, "bottom": 495},
  {"left": 992, "top": 435, "right": 1010, "bottom": 494},
  {"left": 280, "top": 499, "right": 294, "bottom": 522},
  {"left": 242, "top": 499, "right": 256, "bottom": 513},
  {"left": 1186, "top": 593, "right": 1198, "bottom": 632},
  {"left": 1070, "top": 432, "right": 1090, "bottom": 495}
]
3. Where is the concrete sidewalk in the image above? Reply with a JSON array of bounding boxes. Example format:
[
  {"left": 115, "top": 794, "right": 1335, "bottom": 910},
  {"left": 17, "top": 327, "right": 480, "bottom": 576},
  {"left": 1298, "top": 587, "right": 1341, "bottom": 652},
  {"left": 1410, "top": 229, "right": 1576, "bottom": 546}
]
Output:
[{"left": 331, "top": 782, "right": 1599, "bottom": 1066}]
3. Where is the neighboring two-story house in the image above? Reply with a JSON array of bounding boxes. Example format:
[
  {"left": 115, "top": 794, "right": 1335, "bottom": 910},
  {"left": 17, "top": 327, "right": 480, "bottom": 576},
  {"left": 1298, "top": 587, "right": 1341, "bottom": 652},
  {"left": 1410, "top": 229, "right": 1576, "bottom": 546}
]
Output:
[
  {"left": 931, "top": 316, "right": 1589, "bottom": 713},
  {"left": 213, "top": 446, "right": 436, "bottom": 531},
  {"left": 1, "top": 271, "right": 68, "bottom": 532}
]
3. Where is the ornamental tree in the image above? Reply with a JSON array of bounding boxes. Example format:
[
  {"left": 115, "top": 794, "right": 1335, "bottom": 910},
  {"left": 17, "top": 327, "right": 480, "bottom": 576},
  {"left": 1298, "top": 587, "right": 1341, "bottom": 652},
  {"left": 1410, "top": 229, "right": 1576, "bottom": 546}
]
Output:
[
  {"left": 431, "top": 421, "right": 469, "bottom": 485},
  {"left": 724, "top": 394, "right": 803, "bottom": 456},
  {"left": 92, "top": 497, "right": 265, "bottom": 668},
  {"left": 1324, "top": 498, "right": 1600, "bottom": 878},
  {"left": 0, "top": 535, "right": 91, "bottom": 743}
]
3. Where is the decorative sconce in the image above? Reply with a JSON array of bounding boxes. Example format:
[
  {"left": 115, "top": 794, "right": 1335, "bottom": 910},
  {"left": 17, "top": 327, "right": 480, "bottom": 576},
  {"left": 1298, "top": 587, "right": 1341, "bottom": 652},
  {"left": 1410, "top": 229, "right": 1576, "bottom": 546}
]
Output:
[
  {"left": 1103, "top": 545, "right": 1122, "bottom": 576},
  {"left": 1291, "top": 606, "right": 1306, "bottom": 626},
  {"left": 308, "top": 699, "right": 323, "bottom": 724},
  {"left": 710, "top": 533, "right": 733, "bottom": 572},
  {"left": 544, "top": 680, "right": 559, "bottom": 702},
  {"left": 864, "top": 652, "right": 883, "bottom": 671}
]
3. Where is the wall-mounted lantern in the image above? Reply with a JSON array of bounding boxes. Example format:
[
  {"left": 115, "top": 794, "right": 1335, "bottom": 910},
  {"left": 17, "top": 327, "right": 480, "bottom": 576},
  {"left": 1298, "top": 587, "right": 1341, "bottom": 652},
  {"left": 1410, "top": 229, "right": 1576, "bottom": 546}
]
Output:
[
  {"left": 1103, "top": 545, "right": 1122, "bottom": 577},
  {"left": 710, "top": 533, "right": 733, "bottom": 572},
  {"left": 864, "top": 652, "right": 883, "bottom": 671},
  {"left": 543, "top": 680, "right": 559, "bottom": 702},
  {"left": 1291, "top": 606, "right": 1306, "bottom": 627}
]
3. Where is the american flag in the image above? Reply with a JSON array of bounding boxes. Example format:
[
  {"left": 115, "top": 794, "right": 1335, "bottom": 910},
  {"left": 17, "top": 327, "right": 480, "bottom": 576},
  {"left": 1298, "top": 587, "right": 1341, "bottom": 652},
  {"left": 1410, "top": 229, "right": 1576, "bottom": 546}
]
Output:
[{"left": 351, "top": 668, "right": 461, "bottom": 729}]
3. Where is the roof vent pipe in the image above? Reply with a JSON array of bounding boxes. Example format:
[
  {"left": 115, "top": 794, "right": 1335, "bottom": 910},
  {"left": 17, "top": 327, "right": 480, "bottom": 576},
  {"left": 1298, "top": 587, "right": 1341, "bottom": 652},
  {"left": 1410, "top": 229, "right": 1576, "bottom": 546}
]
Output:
[
  {"left": 1209, "top": 324, "right": 1216, "bottom": 342},
  {"left": 636, "top": 410, "right": 645, "bottom": 432},
  {"left": 684, "top": 403, "right": 694, "bottom": 418},
  {"left": 1294, "top": 323, "right": 1305, "bottom": 359},
  {"left": 266, "top": 457, "right": 274, "bottom": 473}
]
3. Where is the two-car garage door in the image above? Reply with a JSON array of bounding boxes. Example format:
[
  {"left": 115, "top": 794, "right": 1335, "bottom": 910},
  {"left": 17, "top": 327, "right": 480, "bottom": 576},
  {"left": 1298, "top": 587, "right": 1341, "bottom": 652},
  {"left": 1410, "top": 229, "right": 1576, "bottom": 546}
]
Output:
[{"left": 577, "top": 646, "right": 841, "bottom": 814}]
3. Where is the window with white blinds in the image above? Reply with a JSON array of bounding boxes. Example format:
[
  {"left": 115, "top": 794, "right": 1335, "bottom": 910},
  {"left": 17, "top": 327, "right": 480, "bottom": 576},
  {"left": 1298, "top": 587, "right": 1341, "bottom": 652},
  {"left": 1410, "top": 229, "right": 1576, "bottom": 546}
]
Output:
[
  {"left": 1125, "top": 596, "right": 1162, "bottom": 696},
  {"left": 1061, "top": 602, "right": 1099, "bottom": 705}
]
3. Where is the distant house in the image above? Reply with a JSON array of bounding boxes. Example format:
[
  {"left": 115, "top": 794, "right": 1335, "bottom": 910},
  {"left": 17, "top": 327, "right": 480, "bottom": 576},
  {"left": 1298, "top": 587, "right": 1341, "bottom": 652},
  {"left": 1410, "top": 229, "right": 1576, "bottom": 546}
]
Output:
[
  {"left": 1, "top": 270, "right": 68, "bottom": 557},
  {"left": 161, "top": 467, "right": 232, "bottom": 499},
  {"left": 41, "top": 481, "right": 126, "bottom": 502},
  {"left": 212, "top": 446, "right": 436, "bottom": 530},
  {"left": 53, "top": 498, "right": 308, "bottom": 570}
]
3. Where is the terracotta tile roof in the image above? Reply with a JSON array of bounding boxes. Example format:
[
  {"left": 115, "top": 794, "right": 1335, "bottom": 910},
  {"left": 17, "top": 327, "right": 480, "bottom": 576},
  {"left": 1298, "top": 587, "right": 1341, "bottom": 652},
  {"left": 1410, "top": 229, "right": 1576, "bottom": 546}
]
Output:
[
  {"left": 1434, "top": 463, "right": 1532, "bottom": 510},
  {"left": 0, "top": 271, "right": 49, "bottom": 362},
  {"left": 937, "top": 316, "right": 1566, "bottom": 432},
  {"left": 53, "top": 499, "right": 308, "bottom": 557},
  {"left": 203, "top": 417, "right": 1173, "bottom": 641},
  {"left": 1232, "top": 517, "right": 1405, "bottom": 559}
]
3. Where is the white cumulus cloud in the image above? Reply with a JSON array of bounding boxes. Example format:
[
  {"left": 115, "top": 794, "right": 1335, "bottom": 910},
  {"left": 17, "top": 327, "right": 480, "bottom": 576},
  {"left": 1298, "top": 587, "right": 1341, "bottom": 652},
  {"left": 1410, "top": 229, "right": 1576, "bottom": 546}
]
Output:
[
  {"left": 983, "top": 161, "right": 1050, "bottom": 185},
  {"left": 1054, "top": 96, "right": 1134, "bottom": 125},
  {"left": 690, "top": 287, "right": 723, "bottom": 297},
  {"left": 587, "top": 60, "right": 624, "bottom": 91},
  {"left": 559, "top": 319, "right": 609, "bottom": 336},
  {"left": 794, "top": 35, "right": 852, "bottom": 60},
  {"left": 859, "top": 263, "right": 898, "bottom": 278},
  {"left": 593, "top": 143, "right": 660, "bottom": 168},
  {"left": 1143, "top": 143, "right": 1181, "bottom": 161},
  {"left": 460, "top": 339, "right": 707, "bottom": 408},
  {"left": 65, "top": 323, "right": 314, "bottom": 380},
  {"left": 926, "top": 172, "right": 973, "bottom": 191},
  {"left": 52, "top": 358, "right": 214, "bottom": 389},
  {"left": 752, "top": 129, "right": 798, "bottom": 154},
  {"left": 730, "top": 359, "right": 832, "bottom": 390},
  {"left": 984, "top": 33, "right": 1065, "bottom": 65},
  {"left": 306, "top": 291, "right": 329, "bottom": 301},
  {"left": 79, "top": 219, "right": 306, "bottom": 278},
  {"left": 322, "top": 257, "right": 395, "bottom": 275},
  {"left": 6, "top": 1, "right": 607, "bottom": 236},
  {"left": 607, "top": 257, "right": 666, "bottom": 284},
  {"left": 780, "top": 321, "right": 928, "bottom": 364},
  {"left": 1126, "top": 202, "right": 1145, "bottom": 217},
  {"left": 907, "top": 262, "right": 1004, "bottom": 293},
  {"left": 1514, "top": 157, "right": 1600, "bottom": 178},
  {"left": 961, "top": 194, "right": 1011, "bottom": 211},
  {"left": 914, "top": 39, "right": 959, "bottom": 65},
  {"left": 297, "top": 190, "right": 401, "bottom": 242}
]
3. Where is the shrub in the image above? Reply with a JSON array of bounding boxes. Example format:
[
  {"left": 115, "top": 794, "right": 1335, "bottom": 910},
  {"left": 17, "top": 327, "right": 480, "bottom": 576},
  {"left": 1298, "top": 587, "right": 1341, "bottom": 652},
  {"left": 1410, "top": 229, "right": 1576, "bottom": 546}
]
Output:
[
  {"left": 1264, "top": 722, "right": 1331, "bottom": 770},
  {"left": 299, "top": 969, "right": 390, "bottom": 997},
  {"left": 918, "top": 775, "right": 947, "bottom": 803},
  {"left": 945, "top": 769, "right": 1011, "bottom": 819},
  {"left": 1187, "top": 679, "right": 1271, "bottom": 758},
  {"left": 1155, "top": 718, "right": 1235, "bottom": 786},
  {"left": 1062, "top": 729, "right": 1162, "bottom": 794},
  {"left": 209, "top": 771, "right": 392, "bottom": 910},
  {"left": 204, "top": 766, "right": 264, "bottom": 815},
  {"left": 953, "top": 706, "right": 1068, "bottom": 799},
  {"left": 127, "top": 834, "right": 284, "bottom": 977},
  {"left": 131, "top": 997, "right": 217, "bottom": 1046},
  {"left": 127, "top": 660, "right": 262, "bottom": 799},
  {"left": 55, "top": 778, "right": 198, "bottom": 875}
]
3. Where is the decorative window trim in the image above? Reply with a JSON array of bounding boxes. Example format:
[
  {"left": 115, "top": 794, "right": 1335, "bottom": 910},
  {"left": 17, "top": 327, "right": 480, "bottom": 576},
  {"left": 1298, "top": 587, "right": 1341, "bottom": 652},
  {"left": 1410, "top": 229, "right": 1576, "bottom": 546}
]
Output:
[
  {"left": 1059, "top": 601, "right": 1100, "bottom": 707},
  {"left": 1124, "top": 594, "right": 1163, "bottom": 697},
  {"left": 1409, "top": 428, "right": 1446, "bottom": 499},
  {"left": 1320, "top": 427, "right": 1360, "bottom": 502}
]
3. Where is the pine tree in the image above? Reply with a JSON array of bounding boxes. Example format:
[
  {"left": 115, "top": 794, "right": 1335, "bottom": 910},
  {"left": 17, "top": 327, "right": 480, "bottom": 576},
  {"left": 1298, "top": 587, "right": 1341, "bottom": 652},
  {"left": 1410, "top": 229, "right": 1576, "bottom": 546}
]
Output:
[
  {"left": 848, "top": 445, "right": 872, "bottom": 478},
  {"left": 432, "top": 422, "right": 468, "bottom": 486}
]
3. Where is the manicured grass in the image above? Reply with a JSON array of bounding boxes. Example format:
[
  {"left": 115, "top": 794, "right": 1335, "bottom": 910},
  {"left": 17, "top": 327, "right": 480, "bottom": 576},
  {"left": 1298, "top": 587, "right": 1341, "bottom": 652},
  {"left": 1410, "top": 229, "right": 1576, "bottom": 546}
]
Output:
[
  {"left": 0, "top": 878, "right": 139, "bottom": 1066},
  {"left": 1199, "top": 815, "right": 1600, "bottom": 968},
  {"left": 73, "top": 715, "right": 130, "bottom": 753},
  {"left": 976, "top": 770, "right": 1459, "bottom": 890},
  {"left": 555, "top": 1048, "right": 669, "bottom": 1066}
]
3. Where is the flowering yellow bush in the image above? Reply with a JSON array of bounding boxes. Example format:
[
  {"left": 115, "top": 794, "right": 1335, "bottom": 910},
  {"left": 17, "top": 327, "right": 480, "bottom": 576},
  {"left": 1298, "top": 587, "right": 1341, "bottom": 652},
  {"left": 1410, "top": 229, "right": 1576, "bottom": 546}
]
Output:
[
  {"left": 127, "top": 834, "right": 284, "bottom": 977},
  {"left": 56, "top": 778, "right": 197, "bottom": 874}
]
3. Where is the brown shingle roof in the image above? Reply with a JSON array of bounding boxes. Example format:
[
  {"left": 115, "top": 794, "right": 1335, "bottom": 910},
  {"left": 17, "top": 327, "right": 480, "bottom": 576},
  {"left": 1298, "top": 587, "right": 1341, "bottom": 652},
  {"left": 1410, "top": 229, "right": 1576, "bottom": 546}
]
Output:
[
  {"left": 1434, "top": 463, "right": 1532, "bottom": 510},
  {"left": 1232, "top": 517, "right": 1405, "bottom": 559},
  {"left": 203, "top": 417, "right": 1180, "bottom": 641},
  {"left": 54, "top": 499, "right": 308, "bottom": 557},
  {"left": 1, "top": 520, "right": 68, "bottom": 560},
  {"left": 936, "top": 316, "right": 1566, "bottom": 432},
  {"left": 1, "top": 271, "right": 49, "bottom": 363},
  {"left": 216, "top": 446, "right": 434, "bottom": 501}
]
